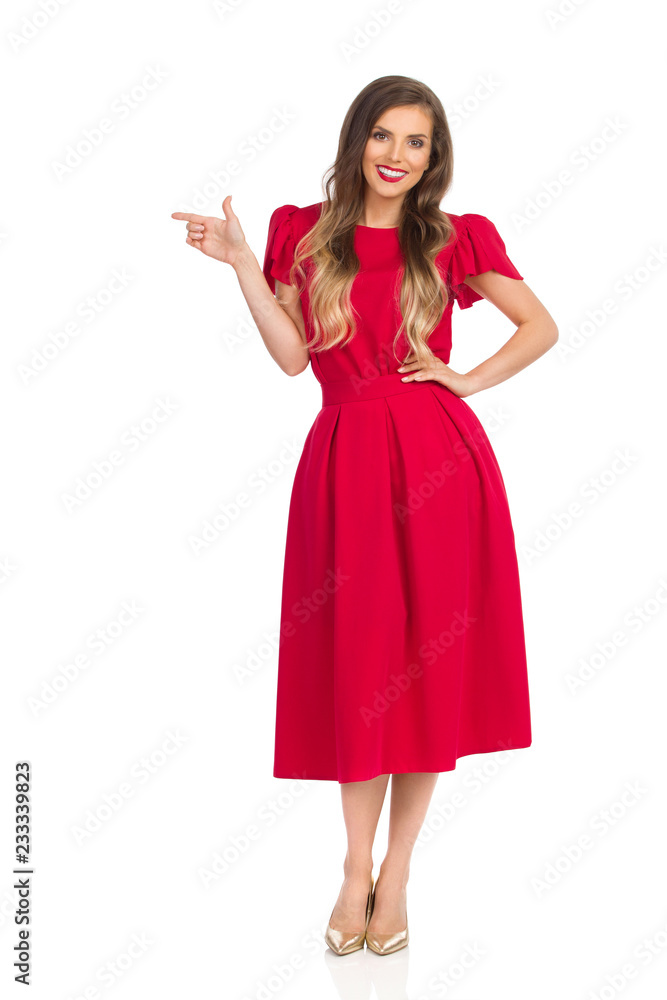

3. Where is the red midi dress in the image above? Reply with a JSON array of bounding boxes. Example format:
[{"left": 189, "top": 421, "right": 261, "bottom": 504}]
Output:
[{"left": 262, "top": 201, "right": 532, "bottom": 783}]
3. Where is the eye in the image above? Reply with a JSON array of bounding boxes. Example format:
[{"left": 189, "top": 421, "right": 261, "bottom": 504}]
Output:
[{"left": 372, "top": 131, "right": 424, "bottom": 148}]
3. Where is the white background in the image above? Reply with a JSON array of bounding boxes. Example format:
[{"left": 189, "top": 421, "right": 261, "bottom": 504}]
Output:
[{"left": 2, "top": 0, "right": 666, "bottom": 997}]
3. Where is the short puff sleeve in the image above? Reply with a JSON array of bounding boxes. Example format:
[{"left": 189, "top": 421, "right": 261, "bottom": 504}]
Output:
[
  {"left": 262, "top": 204, "right": 299, "bottom": 294},
  {"left": 449, "top": 214, "right": 523, "bottom": 310}
]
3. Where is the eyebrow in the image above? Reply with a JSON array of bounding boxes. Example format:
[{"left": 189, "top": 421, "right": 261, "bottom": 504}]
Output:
[{"left": 372, "top": 125, "right": 430, "bottom": 139}]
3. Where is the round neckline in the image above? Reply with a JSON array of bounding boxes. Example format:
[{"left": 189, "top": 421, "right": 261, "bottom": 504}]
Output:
[{"left": 356, "top": 224, "right": 399, "bottom": 230}]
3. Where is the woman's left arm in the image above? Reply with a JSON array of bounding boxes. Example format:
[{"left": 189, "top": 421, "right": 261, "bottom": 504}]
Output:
[{"left": 398, "top": 273, "right": 558, "bottom": 398}]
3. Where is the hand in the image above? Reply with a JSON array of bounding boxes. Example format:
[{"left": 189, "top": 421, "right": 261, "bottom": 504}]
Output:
[
  {"left": 397, "top": 355, "right": 478, "bottom": 398},
  {"left": 171, "top": 194, "right": 247, "bottom": 265}
]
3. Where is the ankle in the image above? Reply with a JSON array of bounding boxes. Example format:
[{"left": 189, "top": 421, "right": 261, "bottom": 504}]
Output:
[
  {"left": 343, "top": 853, "right": 373, "bottom": 881},
  {"left": 377, "top": 860, "right": 410, "bottom": 889}
]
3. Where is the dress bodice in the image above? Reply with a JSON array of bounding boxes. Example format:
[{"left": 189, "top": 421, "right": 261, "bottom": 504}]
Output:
[{"left": 262, "top": 202, "right": 523, "bottom": 385}]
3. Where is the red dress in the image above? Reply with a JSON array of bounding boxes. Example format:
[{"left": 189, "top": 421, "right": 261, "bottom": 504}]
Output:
[{"left": 262, "top": 202, "right": 532, "bottom": 783}]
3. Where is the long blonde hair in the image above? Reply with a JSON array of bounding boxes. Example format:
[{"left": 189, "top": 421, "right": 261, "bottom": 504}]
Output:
[{"left": 287, "top": 75, "right": 456, "bottom": 367}]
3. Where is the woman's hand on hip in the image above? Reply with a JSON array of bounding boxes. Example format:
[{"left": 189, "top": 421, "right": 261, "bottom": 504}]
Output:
[{"left": 397, "top": 357, "right": 479, "bottom": 398}]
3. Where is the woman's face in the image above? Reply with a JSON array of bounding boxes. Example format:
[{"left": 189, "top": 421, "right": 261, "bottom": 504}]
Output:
[{"left": 361, "top": 104, "right": 433, "bottom": 200}]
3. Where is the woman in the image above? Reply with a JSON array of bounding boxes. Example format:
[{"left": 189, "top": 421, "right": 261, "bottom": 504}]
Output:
[{"left": 172, "top": 75, "right": 558, "bottom": 957}]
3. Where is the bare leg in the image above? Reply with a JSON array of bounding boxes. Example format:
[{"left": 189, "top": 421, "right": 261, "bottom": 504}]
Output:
[
  {"left": 328, "top": 773, "right": 390, "bottom": 931},
  {"left": 367, "top": 772, "right": 439, "bottom": 934}
]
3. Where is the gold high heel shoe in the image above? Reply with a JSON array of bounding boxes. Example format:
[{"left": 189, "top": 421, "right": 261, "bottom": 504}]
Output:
[
  {"left": 324, "top": 875, "right": 374, "bottom": 955},
  {"left": 364, "top": 880, "right": 409, "bottom": 955}
]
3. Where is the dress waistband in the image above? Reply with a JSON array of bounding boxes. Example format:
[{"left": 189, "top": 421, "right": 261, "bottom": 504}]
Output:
[{"left": 320, "top": 371, "right": 430, "bottom": 405}]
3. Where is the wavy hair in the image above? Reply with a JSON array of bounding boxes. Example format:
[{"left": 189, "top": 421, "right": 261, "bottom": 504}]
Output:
[{"left": 286, "top": 75, "right": 456, "bottom": 366}]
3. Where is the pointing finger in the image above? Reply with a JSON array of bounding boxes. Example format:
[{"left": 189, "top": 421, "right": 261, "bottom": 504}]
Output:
[{"left": 171, "top": 212, "right": 208, "bottom": 223}]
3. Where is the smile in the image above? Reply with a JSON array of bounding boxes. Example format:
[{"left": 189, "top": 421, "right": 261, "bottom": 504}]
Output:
[{"left": 376, "top": 164, "right": 407, "bottom": 183}]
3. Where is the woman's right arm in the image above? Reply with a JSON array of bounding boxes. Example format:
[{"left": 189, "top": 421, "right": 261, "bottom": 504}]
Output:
[
  {"left": 232, "top": 248, "right": 310, "bottom": 376},
  {"left": 171, "top": 195, "right": 310, "bottom": 377}
]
